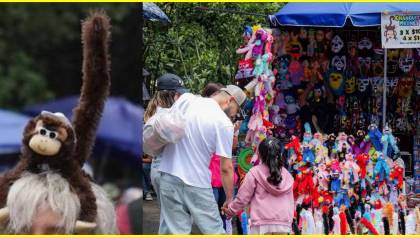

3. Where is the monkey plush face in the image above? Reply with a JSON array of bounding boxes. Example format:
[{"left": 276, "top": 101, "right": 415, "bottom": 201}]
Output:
[
  {"left": 24, "top": 111, "right": 75, "bottom": 159},
  {"left": 29, "top": 120, "right": 68, "bottom": 156}
]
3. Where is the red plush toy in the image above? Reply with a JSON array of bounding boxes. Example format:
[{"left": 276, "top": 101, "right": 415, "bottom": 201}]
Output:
[
  {"left": 356, "top": 153, "right": 369, "bottom": 179},
  {"left": 286, "top": 135, "right": 302, "bottom": 161},
  {"left": 293, "top": 167, "right": 314, "bottom": 199},
  {"left": 390, "top": 165, "right": 404, "bottom": 190}
]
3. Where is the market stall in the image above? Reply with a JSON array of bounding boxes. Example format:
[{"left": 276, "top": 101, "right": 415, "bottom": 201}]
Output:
[{"left": 233, "top": 3, "right": 420, "bottom": 235}]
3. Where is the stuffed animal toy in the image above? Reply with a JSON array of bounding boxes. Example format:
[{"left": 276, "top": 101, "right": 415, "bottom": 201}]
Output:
[
  {"left": 293, "top": 167, "right": 315, "bottom": 201},
  {"left": 336, "top": 132, "right": 351, "bottom": 154},
  {"left": 368, "top": 124, "right": 383, "bottom": 152},
  {"left": 330, "top": 159, "right": 342, "bottom": 193},
  {"left": 289, "top": 60, "right": 304, "bottom": 86},
  {"left": 299, "top": 28, "right": 308, "bottom": 56},
  {"left": 381, "top": 125, "right": 400, "bottom": 159},
  {"left": 404, "top": 208, "right": 417, "bottom": 234},
  {"left": 332, "top": 207, "right": 341, "bottom": 234},
  {"left": 353, "top": 130, "right": 371, "bottom": 156},
  {"left": 284, "top": 93, "right": 299, "bottom": 115},
  {"left": 390, "top": 159, "right": 404, "bottom": 190},
  {"left": 356, "top": 153, "right": 369, "bottom": 180},
  {"left": 315, "top": 30, "right": 327, "bottom": 58},
  {"left": 277, "top": 31, "right": 290, "bottom": 57},
  {"left": 285, "top": 135, "right": 302, "bottom": 162},
  {"left": 344, "top": 153, "right": 360, "bottom": 184},
  {"left": 314, "top": 208, "right": 324, "bottom": 234},
  {"left": 299, "top": 201, "right": 316, "bottom": 234},
  {"left": 325, "top": 133, "right": 337, "bottom": 157},
  {"left": 235, "top": 26, "right": 255, "bottom": 81},
  {"left": 252, "top": 28, "right": 268, "bottom": 59},
  {"left": 0, "top": 12, "right": 112, "bottom": 232},
  {"left": 307, "top": 29, "right": 316, "bottom": 58},
  {"left": 288, "top": 30, "right": 303, "bottom": 60}
]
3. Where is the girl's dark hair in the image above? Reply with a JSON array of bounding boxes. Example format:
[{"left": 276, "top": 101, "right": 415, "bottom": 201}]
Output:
[
  {"left": 258, "top": 137, "right": 284, "bottom": 186},
  {"left": 201, "top": 82, "right": 224, "bottom": 97}
]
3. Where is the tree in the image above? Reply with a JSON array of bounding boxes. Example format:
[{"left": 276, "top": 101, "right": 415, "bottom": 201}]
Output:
[
  {"left": 0, "top": 3, "right": 141, "bottom": 110},
  {"left": 143, "top": 3, "right": 283, "bottom": 94}
]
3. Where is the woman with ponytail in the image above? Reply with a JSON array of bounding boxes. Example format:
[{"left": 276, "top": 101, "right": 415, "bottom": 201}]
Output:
[{"left": 223, "top": 137, "right": 294, "bottom": 234}]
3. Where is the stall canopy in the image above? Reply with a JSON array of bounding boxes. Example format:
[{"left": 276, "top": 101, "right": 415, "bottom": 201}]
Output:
[
  {"left": 143, "top": 2, "right": 171, "bottom": 24},
  {"left": 25, "top": 96, "right": 143, "bottom": 159},
  {"left": 269, "top": 3, "right": 420, "bottom": 27},
  {"left": 0, "top": 110, "right": 30, "bottom": 154}
]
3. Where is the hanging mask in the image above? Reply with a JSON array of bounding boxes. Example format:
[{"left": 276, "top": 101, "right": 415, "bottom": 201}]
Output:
[
  {"left": 372, "top": 57, "right": 384, "bottom": 77},
  {"left": 328, "top": 71, "right": 345, "bottom": 95},
  {"left": 398, "top": 77, "right": 414, "bottom": 98},
  {"left": 415, "top": 78, "right": 420, "bottom": 96},
  {"left": 399, "top": 56, "right": 414, "bottom": 74},
  {"left": 358, "top": 78, "right": 370, "bottom": 92},
  {"left": 331, "top": 55, "right": 346, "bottom": 71},
  {"left": 331, "top": 35, "right": 344, "bottom": 53},
  {"left": 345, "top": 76, "right": 356, "bottom": 94},
  {"left": 387, "top": 49, "right": 400, "bottom": 75},
  {"left": 370, "top": 77, "right": 384, "bottom": 94},
  {"left": 358, "top": 37, "right": 372, "bottom": 50},
  {"left": 316, "top": 30, "right": 325, "bottom": 42},
  {"left": 386, "top": 77, "right": 399, "bottom": 94},
  {"left": 347, "top": 40, "right": 357, "bottom": 54},
  {"left": 358, "top": 56, "right": 372, "bottom": 69}
]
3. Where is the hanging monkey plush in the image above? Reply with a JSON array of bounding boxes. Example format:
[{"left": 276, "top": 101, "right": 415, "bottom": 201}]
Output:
[{"left": 0, "top": 11, "right": 111, "bottom": 228}]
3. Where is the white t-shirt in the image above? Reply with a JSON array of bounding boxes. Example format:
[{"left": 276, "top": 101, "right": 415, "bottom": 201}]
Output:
[{"left": 158, "top": 93, "right": 234, "bottom": 188}]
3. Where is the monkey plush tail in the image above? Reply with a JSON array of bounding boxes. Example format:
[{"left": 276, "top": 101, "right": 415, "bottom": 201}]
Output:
[{"left": 72, "top": 10, "right": 112, "bottom": 166}]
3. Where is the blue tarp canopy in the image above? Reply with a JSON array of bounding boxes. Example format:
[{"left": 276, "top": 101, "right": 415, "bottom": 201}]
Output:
[
  {"left": 143, "top": 2, "right": 171, "bottom": 24},
  {"left": 270, "top": 3, "right": 420, "bottom": 27},
  {"left": 25, "top": 96, "right": 143, "bottom": 159},
  {"left": 0, "top": 110, "right": 30, "bottom": 154}
]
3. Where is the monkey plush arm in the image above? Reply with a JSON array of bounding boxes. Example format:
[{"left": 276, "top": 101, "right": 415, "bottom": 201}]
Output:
[{"left": 72, "top": 11, "right": 111, "bottom": 166}]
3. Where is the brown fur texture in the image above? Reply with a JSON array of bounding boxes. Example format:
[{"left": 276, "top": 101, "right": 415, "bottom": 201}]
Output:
[
  {"left": 0, "top": 11, "right": 111, "bottom": 223},
  {"left": 73, "top": 10, "right": 111, "bottom": 167}
]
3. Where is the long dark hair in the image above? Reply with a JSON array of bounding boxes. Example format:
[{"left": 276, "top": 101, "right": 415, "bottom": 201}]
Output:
[{"left": 258, "top": 137, "right": 284, "bottom": 186}]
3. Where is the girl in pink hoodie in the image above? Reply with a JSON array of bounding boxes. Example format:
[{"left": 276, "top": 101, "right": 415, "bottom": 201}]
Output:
[{"left": 223, "top": 137, "right": 295, "bottom": 234}]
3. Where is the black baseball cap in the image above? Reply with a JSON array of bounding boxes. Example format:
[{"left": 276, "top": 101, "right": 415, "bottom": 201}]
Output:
[{"left": 157, "top": 73, "right": 189, "bottom": 94}]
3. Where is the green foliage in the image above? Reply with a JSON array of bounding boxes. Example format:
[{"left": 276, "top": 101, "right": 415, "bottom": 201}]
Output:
[
  {"left": 0, "top": 3, "right": 139, "bottom": 110},
  {"left": 144, "top": 3, "right": 283, "bottom": 94}
]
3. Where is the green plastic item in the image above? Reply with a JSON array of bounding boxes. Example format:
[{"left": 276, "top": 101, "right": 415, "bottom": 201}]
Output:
[{"left": 238, "top": 148, "right": 253, "bottom": 172}]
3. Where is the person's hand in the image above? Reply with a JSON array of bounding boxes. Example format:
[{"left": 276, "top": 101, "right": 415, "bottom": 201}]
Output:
[
  {"left": 222, "top": 206, "right": 235, "bottom": 219},
  {"left": 234, "top": 121, "right": 242, "bottom": 132}
]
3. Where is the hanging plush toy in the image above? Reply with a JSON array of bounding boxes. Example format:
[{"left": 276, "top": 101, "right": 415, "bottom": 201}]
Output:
[
  {"left": 330, "top": 159, "right": 342, "bottom": 193},
  {"left": 353, "top": 130, "right": 371, "bottom": 156},
  {"left": 315, "top": 30, "right": 327, "bottom": 58},
  {"left": 275, "top": 55, "right": 292, "bottom": 90},
  {"left": 381, "top": 125, "right": 400, "bottom": 159},
  {"left": 288, "top": 30, "right": 303, "bottom": 60},
  {"left": 285, "top": 135, "right": 302, "bottom": 162},
  {"left": 235, "top": 25, "right": 255, "bottom": 80},
  {"left": 299, "top": 28, "right": 308, "bottom": 56},
  {"left": 356, "top": 153, "right": 370, "bottom": 180},
  {"left": 368, "top": 124, "right": 383, "bottom": 152},
  {"left": 289, "top": 60, "right": 304, "bottom": 86},
  {"left": 390, "top": 158, "right": 404, "bottom": 190},
  {"left": 307, "top": 29, "right": 316, "bottom": 58},
  {"left": 373, "top": 153, "right": 390, "bottom": 195}
]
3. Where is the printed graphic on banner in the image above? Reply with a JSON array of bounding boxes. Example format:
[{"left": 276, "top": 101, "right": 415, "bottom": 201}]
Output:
[{"left": 381, "top": 12, "right": 420, "bottom": 48}]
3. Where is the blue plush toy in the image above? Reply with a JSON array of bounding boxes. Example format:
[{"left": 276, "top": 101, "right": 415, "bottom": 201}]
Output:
[
  {"left": 303, "top": 147, "right": 315, "bottom": 165},
  {"left": 330, "top": 172, "right": 341, "bottom": 193},
  {"left": 334, "top": 190, "right": 350, "bottom": 208},
  {"left": 381, "top": 125, "right": 400, "bottom": 158},
  {"left": 373, "top": 153, "right": 390, "bottom": 182},
  {"left": 368, "top": 124, "right": 382, "bottom": 151}
]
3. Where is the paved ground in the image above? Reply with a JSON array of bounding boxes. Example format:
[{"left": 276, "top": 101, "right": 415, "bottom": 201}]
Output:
[{"left": 143, "top": 198, "right": 240, "bottom": 234}]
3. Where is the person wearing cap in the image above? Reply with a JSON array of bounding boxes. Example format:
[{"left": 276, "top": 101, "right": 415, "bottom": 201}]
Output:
[
  {"left": 143, "top": 73, "right": 188, "bottom": 229},
  {"left": 157, "top": 84, "right": 246, "bottom": 234}
]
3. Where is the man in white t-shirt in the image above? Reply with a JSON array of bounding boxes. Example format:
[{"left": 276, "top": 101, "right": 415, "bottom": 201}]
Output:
[{"left": 158, "top": 85, "right": 246, "bottom": 234}]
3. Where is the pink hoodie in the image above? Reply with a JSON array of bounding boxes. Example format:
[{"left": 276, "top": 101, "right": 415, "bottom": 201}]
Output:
[{"left": 228, "top": 164, "right": 294, "bottom": 227}]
